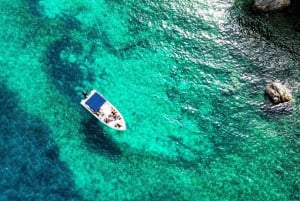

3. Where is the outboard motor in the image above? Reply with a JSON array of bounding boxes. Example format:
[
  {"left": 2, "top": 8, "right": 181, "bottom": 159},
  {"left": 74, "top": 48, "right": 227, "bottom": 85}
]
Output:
[{"left": 82, "top": 90, "right": 88, "bottom": 98}]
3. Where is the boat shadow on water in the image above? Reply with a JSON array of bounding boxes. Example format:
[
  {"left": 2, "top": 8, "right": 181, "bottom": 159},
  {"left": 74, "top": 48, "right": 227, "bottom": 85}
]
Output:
[
  {"left": 259, "top": 100, "right": 293, "bottom": 119},
  {"left": 80, "top": 117, "right": 122, "bottom": 157}
]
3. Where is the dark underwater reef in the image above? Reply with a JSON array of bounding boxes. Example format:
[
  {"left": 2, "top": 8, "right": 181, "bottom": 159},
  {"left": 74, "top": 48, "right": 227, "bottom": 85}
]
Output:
[
  {"left": 44, "top": 35, "right": 86, "bottom": 99},
  {"left": 0, "top": 84, "right": 86, "bottom": 201}
]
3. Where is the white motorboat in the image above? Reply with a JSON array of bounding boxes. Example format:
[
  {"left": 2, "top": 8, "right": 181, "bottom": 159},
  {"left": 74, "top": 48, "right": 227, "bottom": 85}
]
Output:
[{"left": 80, "top": 90, "right": 126, "bottom": 131}]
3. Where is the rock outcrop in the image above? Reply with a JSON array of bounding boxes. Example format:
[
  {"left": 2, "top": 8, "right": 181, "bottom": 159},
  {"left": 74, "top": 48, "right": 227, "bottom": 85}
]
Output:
[
  {"left": 253, "top": 0, "right": 291, "bottom": 12},
  {"left": 294, "top": 22, "right": 300, "bottom": 32},
  {"left": 265, "top": 82, "right": 292, "bottom": 104}
]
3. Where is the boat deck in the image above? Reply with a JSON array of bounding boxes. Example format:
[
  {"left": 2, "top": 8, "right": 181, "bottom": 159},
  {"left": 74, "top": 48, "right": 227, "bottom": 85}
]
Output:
[{"left": 93, "top": 101, "right": 125, "bottom": 130}]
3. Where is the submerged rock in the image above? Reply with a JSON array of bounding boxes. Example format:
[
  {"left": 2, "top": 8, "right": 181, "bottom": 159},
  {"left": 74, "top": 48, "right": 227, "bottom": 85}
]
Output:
[
  {"left": 265, "top": 81, "right": 293, "bottom": 104},
  {"left": 253, "top": 0, "right": 291, "bottom": 12}
]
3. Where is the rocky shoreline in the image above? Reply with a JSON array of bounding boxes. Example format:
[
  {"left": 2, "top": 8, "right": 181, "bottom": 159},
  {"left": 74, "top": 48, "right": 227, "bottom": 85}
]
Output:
[
  {"left": 252, "top": 0, "right": 300, "bottom": 32},
  {"left": 253, "top": 0, "right": 291, "bottom": 12}
]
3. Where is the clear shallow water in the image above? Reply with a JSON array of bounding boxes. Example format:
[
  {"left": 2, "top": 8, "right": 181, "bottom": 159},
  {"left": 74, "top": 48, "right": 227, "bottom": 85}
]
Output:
[{"left": 0, "top": 0, "right": 300, "bottom": 200}]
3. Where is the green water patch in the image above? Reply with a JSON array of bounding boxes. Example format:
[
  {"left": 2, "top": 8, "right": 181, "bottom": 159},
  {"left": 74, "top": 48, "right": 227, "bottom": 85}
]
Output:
[
  {"left": 267, "top": 107, "right": 300, "bottom": 200},
  {"left": 188, "top": 84, "right": 300, "bottom": 200},
  {"left": 88, "top": 0, "right": 160, "bottom": 60}
]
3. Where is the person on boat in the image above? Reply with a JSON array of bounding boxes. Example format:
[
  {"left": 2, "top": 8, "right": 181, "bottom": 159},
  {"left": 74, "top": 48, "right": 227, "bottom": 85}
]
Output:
[
  {"left": 104, "top": 118, "right": 112, "bottom": 124},
  {"left": 115, "top": 123, "right": 122, "bottom": 128}
]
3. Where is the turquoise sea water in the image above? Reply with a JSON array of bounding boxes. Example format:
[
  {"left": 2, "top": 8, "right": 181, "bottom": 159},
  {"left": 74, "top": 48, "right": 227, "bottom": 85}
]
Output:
[{"left": 0, "top": 0, "right": 300, "bottom": 200}]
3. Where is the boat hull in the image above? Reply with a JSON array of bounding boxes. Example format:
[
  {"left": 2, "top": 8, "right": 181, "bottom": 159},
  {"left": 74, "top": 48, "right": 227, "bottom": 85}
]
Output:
[{"left": 80, "top": 90, "right": 126, "bottom": 131}]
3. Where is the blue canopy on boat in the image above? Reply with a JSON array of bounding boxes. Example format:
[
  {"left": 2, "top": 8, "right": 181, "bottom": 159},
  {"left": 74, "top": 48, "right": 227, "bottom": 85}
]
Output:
[{"left": 86, "top": 92, "right": 106, "bottom": 111}]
